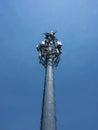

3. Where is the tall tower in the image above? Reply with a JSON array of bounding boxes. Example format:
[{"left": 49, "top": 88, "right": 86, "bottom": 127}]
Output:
[{"left": 36, "top": 32, "right": 62, "bottom": 130}]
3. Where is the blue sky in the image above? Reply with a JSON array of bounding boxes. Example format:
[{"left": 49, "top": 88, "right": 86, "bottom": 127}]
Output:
[{"left": 0, "top": 0, "right": 98, "bottom": 130}]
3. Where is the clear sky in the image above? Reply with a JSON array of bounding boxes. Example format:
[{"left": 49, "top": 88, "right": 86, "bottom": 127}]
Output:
[{"left": 0, "top": 0, "right": 98, "bottom": 130}]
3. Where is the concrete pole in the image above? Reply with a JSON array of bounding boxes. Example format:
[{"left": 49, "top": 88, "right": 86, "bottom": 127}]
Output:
[{"left": 40, "top": 58, "right": 56, "bottom": 130}]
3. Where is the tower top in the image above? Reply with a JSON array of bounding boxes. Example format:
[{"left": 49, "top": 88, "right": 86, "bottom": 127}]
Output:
[{"left": 36, "top": 32, "right": 62, "bottom": 67}]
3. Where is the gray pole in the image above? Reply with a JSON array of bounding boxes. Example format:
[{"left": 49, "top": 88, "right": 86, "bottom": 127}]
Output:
[
  {"left": 40, "top": 58, "right": 56, "bottom": 130},
  {"left": 36, "top": 32, "right": 62, "bottom": 130}
]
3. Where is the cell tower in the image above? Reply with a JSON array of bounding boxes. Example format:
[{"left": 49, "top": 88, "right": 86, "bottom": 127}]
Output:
[{"left": 36, "top": 31, "right": 62, "bottom": 130}]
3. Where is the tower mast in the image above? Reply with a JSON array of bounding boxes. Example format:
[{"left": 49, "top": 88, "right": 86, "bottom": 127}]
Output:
[{"left": 36, "top": 32, "right": 62, "bottom": 130}]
